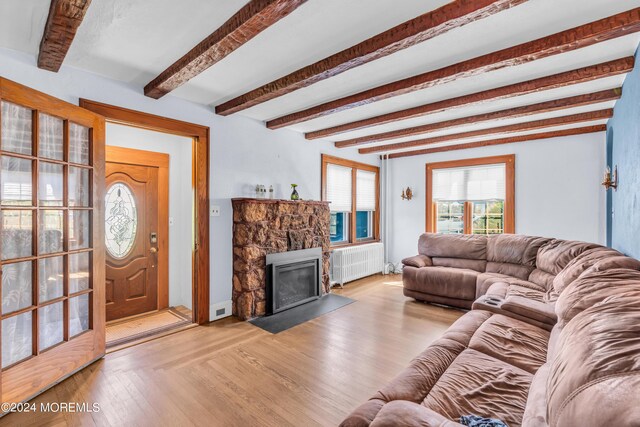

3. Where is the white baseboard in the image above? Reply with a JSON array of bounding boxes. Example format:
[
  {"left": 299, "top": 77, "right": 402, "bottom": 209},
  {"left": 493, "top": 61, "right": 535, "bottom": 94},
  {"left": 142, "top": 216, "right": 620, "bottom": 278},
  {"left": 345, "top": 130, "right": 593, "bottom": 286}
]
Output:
[{"left": 210, "top": 300, "right": 233, "bottom": 322}]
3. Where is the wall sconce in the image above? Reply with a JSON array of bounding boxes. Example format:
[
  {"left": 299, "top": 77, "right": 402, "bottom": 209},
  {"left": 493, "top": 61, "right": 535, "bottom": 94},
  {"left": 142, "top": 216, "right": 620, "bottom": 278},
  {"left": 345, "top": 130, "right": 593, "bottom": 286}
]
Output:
[
  {"left": 602, "top": 165, "right": 618, "bottom": 191},
  {"left": 401, "top": 187, "right": 413, "bottom": 200}
]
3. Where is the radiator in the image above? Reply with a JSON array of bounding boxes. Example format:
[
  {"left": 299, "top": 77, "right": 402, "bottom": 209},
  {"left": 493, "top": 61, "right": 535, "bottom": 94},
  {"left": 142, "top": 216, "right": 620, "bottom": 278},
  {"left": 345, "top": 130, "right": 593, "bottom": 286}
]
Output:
[{"left": 331, "top": 242, "right": 384, "bottom": 286}]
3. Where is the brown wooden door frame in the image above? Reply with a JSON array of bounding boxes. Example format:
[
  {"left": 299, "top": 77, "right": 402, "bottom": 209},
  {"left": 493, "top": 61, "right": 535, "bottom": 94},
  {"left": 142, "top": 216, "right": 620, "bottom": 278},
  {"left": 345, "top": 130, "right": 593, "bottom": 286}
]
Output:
[
  {"left": 425, "top": 154, "right": 516, "bottom": 234},
  {"left": 106, "top": 147, "right": 170, "bottom": 313},
  {"left": 0, "top": 77, "right": 106, "bottom": 404},
  {"left": 79, "top": 99, "right": 210, "bottom": 325}
]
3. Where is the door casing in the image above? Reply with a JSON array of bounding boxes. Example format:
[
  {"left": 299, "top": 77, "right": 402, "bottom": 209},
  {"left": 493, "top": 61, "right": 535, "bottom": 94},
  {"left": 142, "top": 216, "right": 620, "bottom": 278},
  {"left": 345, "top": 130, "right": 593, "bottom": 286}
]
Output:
[{"left": 80, "top": 99, "right": 210, "bottom": 324}]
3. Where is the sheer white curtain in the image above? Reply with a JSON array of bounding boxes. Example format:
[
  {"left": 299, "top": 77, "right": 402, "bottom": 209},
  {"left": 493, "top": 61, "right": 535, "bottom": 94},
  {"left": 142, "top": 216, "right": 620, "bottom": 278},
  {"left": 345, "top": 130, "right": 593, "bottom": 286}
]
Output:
[
  {"left": 433, "top": 164, "right": 506, "bottom": 201},
  {"left": 39, "top": 113, "right": 64, "bottom": 160},
  {"left": 1, "top": 101, "right": 32, "bottom": 155}
]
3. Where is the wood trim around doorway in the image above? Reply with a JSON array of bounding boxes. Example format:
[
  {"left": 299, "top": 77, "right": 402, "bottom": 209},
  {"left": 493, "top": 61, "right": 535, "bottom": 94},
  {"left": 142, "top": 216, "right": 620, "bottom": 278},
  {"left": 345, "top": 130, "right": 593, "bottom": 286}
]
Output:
[
  {"left": 106, "top": 146, "right": 170, "bottom": 310},
  {"left": 80, "top": 99, "right": 210, "bottom": 324}
]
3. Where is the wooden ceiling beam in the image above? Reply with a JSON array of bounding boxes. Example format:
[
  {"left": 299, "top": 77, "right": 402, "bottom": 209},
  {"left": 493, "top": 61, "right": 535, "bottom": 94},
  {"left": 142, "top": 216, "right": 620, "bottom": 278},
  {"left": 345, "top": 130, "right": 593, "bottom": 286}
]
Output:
[
  {"left": 335, "top": 89, "right": 621, "bottom": 148},
  {"left": 385, "top": 125, "right": 607, "bottom": 159},
  {"left": 38, "top": 0, "right": 92, "bottom": 72},
  {"left": 359, "top": 109, "right": 612, "bottom": 154},
  {"left": 307, "top": 57, "right": 633, "bottom": 139},
  {"left": 144, "top": 0, "right": 308, "bottom": 99},
  {"left": 268, "top": 8, "right": 640, "bottom": 129},
  {"left": 215, "top": 0, "right": 527, "bottom": 115}
]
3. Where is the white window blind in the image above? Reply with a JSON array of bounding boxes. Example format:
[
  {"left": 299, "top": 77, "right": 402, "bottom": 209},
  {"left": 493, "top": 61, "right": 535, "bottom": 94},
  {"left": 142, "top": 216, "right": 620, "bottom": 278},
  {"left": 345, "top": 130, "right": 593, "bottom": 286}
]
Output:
[
  {"left": 432, "top": 163, "right": 506, "bottom": 201},
  {"left": 326, "top": 163, "right": 352, "bottom": 212},
  {"left": 356, "top": 170, "right": 376, "bottom": 211}
]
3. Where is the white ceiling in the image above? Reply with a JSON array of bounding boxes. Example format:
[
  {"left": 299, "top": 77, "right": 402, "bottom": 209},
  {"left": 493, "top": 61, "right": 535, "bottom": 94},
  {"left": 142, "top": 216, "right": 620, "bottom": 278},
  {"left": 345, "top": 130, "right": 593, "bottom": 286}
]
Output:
[{"left": 1, "top": 0, "right": 639, "bottom": 155}]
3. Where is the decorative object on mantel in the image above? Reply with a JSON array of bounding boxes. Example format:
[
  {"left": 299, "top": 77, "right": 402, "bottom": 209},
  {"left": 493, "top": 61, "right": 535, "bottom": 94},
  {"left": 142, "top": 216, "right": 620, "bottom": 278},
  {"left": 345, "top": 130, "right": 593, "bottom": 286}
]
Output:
[
  {"left": 401, "top": 187, "right": 413, "bottom": 200},
  {"left": 255, "top": 184, "right": 276, "bottom": 198},
  {"left": 602, "top": 165, "right": 618, "bottom": 191},
  {"left": 290, "top": 183, "right": 300, "bottom": 200}
]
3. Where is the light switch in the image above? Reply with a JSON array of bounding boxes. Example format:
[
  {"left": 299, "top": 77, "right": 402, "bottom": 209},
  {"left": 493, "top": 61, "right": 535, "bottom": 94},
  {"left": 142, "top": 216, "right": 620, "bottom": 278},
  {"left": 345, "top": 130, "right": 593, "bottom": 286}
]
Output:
[{"left": 210, "top": 205, "right": 221, "bottom": 217}]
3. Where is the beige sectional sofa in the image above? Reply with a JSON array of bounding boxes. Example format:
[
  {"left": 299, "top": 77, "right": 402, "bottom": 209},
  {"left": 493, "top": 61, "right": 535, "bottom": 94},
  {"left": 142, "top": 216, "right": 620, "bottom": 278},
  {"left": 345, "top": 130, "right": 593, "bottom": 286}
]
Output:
[{"left": 340, "top": 233, "right": 640, "bottom": 427}]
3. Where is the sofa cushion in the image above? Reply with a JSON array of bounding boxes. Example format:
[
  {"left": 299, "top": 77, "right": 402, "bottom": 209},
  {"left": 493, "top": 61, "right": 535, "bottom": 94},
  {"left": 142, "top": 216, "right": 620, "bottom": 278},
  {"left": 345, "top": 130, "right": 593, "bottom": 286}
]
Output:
[
  {"left": 529, "top": 239, "right": 600, "bottom": 289},
  {"left": 528, "top": 269, "right": 555, "bottom": 291},
  {"left": 368, "top": 401, "right": 463, "bottom": 427},
  {"left": 535, "top": 239, "right": 601, "bottom": 276},
  {"left": 521, "top": 363, "right": 550, "bottom": 427},
  {"left": 401, "top": 254, "right": 432, "bottom": 268},
  {"left": 487, "top": 234, "right": 551, "bottom": 267},
  {"left": 485, "top": 261, "right": 532, "bottom": 280},
  {"left": 476, "top": 273, "right": 542, "bottom": 299},
  {"left": 403, "top": 266, "right": 479, "bottom": 301},
  {"left": 422, "top": 348, "right": 532, "bottom": 426},
  {"left": 418, "top": 233, "right": 487, "bottom": 260},
  {"left": 507, "top": 285, "right": 546, "bottom": 303},
  {"left": 554, "top": 268, "right": 640, "bottom": 327},
  {"left": 547, "top": 293, "right": 640, "bottom": 427},
  {"left": 486, "top": 235, "right": 551, "bottom": 280},
  {"left": 485, "top": 281, "right": 546, "bottom": 301},
  {"left": 551, "top": 247, "right": 621, "bottom": 294},
  {"left": 432, "top": 257, "right": 486, "bottom": 272},
  {"left": 579, "top": 255, "right": 640, "bottom": 278},
  {"left": 468, "top": 314, "right": 550, "bottom": 374}
]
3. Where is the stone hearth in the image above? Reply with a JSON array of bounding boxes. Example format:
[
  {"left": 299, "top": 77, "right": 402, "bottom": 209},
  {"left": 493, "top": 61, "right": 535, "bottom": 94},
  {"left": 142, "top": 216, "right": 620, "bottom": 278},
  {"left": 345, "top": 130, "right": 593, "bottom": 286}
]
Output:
[{"left": 232, "top": 198, "right": 331, "bottom": 320}]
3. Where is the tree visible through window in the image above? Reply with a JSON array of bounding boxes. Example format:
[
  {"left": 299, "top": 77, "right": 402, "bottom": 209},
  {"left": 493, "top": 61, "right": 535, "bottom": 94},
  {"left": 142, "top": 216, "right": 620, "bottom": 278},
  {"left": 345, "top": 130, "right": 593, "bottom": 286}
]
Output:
[{"left": 427, "top": 155, "right": 515, "bottom": 235}]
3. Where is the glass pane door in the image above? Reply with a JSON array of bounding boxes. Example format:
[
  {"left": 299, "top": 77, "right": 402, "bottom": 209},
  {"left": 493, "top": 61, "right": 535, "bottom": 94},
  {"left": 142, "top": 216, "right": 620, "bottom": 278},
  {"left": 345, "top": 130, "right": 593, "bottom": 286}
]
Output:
[
  {"left": 0, "top": 77, "right": 105, "bottom": 405},
  {"left": 1, "top": 101, "right": 95, "bottom": 368}
]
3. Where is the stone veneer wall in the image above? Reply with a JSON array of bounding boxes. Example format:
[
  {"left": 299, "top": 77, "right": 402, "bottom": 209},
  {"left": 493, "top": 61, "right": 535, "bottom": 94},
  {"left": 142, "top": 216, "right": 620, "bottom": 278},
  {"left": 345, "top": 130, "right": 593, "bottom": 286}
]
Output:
[{"left": 232, "top": 198, "right": 331, "bottom": 320}]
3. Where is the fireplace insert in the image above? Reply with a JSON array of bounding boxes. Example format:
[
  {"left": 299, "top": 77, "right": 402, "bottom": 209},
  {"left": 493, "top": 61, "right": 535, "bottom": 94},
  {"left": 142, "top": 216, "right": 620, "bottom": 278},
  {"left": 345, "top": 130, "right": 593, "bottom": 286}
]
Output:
[{"left": 266, "top": 248, "right": 322, "bottom": 314}]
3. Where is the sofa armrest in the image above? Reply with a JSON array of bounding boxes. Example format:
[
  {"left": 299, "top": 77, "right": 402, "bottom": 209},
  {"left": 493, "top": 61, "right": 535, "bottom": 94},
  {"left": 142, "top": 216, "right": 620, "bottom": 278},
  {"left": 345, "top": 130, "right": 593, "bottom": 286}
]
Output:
[
  {"left": 402, "top": 254, "right": 433, "bottom": 268},
  {"left": 501, "top": 295, "right": 557, "bottom": 326},
  {"left": 370, "top": 401, "right": 463, "bottom": 427}
]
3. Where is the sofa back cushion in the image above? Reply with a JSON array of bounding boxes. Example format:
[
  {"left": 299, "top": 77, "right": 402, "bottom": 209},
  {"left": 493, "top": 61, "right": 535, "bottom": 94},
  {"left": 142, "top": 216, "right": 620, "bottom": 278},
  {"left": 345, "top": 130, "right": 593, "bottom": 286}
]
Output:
[
  {"left": 528, "top": 239, "right": 600, "bottom": 290},
  {"left": 554, "top": 268, "right": 640, "bottom": 327},
  {"left": 547, "top": 291, "right": 640, "bottom": 427},
  {"left": 418, "top": 233, "right": 487, "bottom": 271},
  {"left": 485, "top": 234, "right": 550, "bottom": 280},
  {"left": 551, "top": 247, "right": 622, "bottom": 294}
]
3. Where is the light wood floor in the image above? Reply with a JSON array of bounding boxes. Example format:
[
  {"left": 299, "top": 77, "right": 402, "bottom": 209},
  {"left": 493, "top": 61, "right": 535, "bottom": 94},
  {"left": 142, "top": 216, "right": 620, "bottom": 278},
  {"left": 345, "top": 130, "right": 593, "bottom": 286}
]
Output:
[
  {"left": 106, "top": 306, "right": 194, "bottom": 352},
  {"left": 4, "top": 274, "right": 464, "bottom": 427}
]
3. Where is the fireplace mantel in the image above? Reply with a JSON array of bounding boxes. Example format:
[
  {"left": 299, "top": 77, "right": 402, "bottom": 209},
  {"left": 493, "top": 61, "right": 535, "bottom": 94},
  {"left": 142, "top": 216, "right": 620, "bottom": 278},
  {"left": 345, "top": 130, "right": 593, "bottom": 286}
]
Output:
[{"left": 232, "top": 198, "right": 331, "bottom": 320}]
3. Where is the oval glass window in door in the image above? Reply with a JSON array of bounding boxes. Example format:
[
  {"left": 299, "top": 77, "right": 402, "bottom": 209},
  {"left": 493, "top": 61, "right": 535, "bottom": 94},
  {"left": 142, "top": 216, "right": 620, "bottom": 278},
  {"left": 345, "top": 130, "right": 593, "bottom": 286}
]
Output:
[{"left": 105, "top": 182, "right": 138, "bottom": 258}]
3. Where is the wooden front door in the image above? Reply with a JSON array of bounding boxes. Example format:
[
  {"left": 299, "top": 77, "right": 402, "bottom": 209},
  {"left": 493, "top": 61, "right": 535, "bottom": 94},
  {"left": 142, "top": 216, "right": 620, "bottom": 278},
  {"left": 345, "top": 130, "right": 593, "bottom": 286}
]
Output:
[
  {"left": 0, "top": 77, "right": 105, "bottom": 405},
  {"left": 105, "top": 160, "right": 160, "bottom": 321}
]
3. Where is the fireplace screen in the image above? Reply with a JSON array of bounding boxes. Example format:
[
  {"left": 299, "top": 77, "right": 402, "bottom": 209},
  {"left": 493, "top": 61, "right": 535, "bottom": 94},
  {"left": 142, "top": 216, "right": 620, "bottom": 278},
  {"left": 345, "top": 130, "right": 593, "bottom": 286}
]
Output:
[{"left": 266, "top": 248, "right": 322, "bottom": 314}]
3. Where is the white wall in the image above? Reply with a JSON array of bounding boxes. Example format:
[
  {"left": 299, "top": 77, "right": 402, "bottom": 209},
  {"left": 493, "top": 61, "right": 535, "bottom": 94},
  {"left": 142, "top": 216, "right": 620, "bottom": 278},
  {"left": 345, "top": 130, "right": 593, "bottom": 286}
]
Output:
[
  {"left": 0, "top": 48, "right": 380, "bottom": 318},
  {"left": 106, "top": 124, "right": 193, "bottom": 309},
  {"left": 386, "top": 133, "right": 607, "bottom": 264}
]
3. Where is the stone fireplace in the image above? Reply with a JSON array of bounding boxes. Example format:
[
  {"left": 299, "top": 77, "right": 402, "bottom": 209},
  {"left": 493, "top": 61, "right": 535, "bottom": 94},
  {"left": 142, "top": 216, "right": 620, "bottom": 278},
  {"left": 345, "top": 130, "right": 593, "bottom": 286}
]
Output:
[{"left": 232, "top": 198, "right": 331, "bottom": 320}]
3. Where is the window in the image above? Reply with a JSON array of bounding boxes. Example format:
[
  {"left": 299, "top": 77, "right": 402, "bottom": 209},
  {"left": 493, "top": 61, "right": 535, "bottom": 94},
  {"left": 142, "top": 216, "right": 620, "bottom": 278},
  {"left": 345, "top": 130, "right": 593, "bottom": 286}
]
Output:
[
  {"left": 426, "top": 155, "right": 514, "bottom": 234},
  {"left": 322, "top": 155, "right": 379, "bottom": 245}
]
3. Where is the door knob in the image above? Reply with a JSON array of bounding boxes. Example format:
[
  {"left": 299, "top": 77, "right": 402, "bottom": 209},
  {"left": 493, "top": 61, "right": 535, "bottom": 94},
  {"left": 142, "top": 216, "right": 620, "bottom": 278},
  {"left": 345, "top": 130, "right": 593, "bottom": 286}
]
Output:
[{"left": 150, "top": 247, "right": 158, "bottom": 254}]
